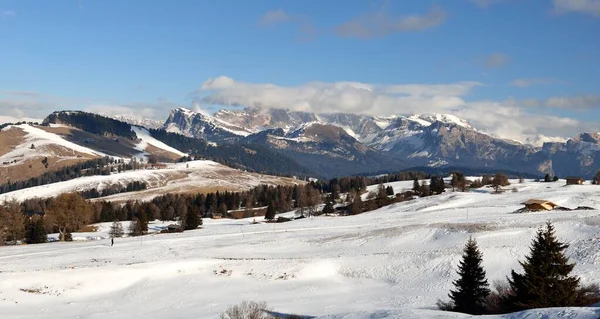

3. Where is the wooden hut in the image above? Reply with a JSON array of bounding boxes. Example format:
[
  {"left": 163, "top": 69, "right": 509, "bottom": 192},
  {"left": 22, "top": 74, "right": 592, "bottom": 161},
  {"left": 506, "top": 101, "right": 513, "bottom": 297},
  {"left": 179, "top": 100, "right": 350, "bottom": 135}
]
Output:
[
  {"left": 521, "top": 199, "right": 558, "bottom": 211},
  {"left": 566, "top": 176, "right": 585, "bottom": 185}
]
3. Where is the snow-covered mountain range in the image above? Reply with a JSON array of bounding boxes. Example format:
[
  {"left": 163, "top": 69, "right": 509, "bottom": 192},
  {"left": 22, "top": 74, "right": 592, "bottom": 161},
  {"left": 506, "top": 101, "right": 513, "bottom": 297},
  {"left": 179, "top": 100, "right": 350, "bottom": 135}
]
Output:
[{"left": 161, "top": 107, "right": 600, "bottom": 178}]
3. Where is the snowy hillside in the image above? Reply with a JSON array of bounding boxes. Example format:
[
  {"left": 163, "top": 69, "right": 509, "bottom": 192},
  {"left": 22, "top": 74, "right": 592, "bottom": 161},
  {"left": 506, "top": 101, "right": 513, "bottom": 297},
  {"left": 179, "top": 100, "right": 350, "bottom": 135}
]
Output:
[
  {"left": 0, "top": 124, "right": 106, "bottom": 166},
  {"left": 1, "top": 179, "right": 600, "bottom": 318},
  {"left": 131, "top": 126, "right": 187, "bottom": 158},
  {"left": 0, "top": 160, "right": 302, "bottom": 203}
]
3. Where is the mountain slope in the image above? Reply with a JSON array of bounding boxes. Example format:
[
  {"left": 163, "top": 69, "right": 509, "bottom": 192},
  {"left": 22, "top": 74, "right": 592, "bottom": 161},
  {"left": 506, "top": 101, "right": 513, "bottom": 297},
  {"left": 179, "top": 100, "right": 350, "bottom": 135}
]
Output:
[
  {"left": 163, "top": 108, "right": 251, "bottom": 141},
  {"left": 0, "top": 124, "right": 106, "bottom": 182},
  {"left": 242, "top": 122, "right": 407, "bottom": 178}
]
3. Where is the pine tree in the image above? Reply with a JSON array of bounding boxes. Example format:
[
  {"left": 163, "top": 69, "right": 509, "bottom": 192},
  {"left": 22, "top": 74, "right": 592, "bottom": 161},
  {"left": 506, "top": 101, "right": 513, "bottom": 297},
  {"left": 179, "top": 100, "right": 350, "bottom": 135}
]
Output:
[
  {"left": 138, "top": 210, "right": 149, "bottom": 232},
  {"left": 184, "top": 208, "right": 201, "bottom": 230},
  {"left": 322, "top": 195, "right": 335, "bottom": 215},
  {"left": 332, "top": 184, "right": 341, "bottom": 200},
  {"left": 553, "top": 175, "right": 559, "bottom": 182},
  {"left": 412, "top": 178, "right": 420, "bottom": 193},
  {"left": 507, "top": 222, "right": 580, "bottom": 311},
  {"left": 386, "top": 186, "right": 394, "bottom": 196},
  {"left": 448, "top": 237, "right": 490, "bottom": 315},
  {"left": 430, "top": 176, "right": 446, "bottom": 194},
  {"left": 25, "top": 218, "right": 47, "bottom": 244},
  {"left": 544, "top": 174, "right": 551, "bottom": 182},
  {"left": 265, "top": 201, "right": 276, "bottom": 220},
  {"left": 109, "top": 221, "right": 124, "bottom": 238}
]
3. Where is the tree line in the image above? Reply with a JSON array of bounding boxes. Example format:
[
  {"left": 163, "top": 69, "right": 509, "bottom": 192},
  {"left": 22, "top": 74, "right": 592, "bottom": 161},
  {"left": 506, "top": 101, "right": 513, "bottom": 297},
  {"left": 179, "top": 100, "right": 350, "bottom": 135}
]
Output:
[
  {"left": 79, "top": 181, "right": 148, "bottom": 199},
  {"left": 42, "top": 111, "right": 137, "bottom": 139},
  {"left": 0, "top": 121, "right": 40, "bottom": 131},
  {"left": 438, "top": 223, "right": 600, "bottom": 315}
]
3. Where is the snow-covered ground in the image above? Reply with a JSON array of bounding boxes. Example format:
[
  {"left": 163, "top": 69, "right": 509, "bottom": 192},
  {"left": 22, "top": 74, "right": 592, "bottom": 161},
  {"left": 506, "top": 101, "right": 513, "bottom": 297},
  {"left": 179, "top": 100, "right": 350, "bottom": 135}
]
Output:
[
  {"left": 0, "top": 160, "right": 301, "bottom": 203},
  {"left": 1, "top": 180, "right": 600, "bottom": 318},
  {"left": 131, "top": 126, "right": 187, "bottom": 158}
]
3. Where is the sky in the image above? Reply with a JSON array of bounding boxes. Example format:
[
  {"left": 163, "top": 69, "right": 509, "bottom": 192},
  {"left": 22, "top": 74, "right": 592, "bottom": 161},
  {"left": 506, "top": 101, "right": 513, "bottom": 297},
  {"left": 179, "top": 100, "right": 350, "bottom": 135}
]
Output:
[{"left": 0, "top": 0, "right": 599, "bottom": 141}]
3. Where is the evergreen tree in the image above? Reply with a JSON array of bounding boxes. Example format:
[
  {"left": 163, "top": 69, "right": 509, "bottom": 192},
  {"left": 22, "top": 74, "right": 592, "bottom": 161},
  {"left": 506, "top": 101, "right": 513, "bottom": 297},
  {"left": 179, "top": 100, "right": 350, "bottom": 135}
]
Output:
[
  {"left": 544, "top": 174, "right": 551, "bottom": 182},
  {"left": 184, "top": 209, "right": 201, "bottom": 230},
  {"left": 430, "top": 176, "right": 446, "bottom": 194},
  {"left": 25, "top": 218, "right": 47, "bottom": 244},
  {"left": 322, "top": 195, "right": 335, "bottom": 215},
  {"left": 332, "top": 184, "right": 341, "bottom": 200},
  {"left": 448, "top": 237, "right": 490, "bottom": 315},
  {"left": 386, "top": 186, "right": 394, "bottom": 196},
  {"left": 507, "top": 222, "right": 580, "bottom": 311},
  {"left": 109, "top": 221, "right": 124, "bottom": 238},
  {"left": 412, "top": 178, "right": 420, "bottom": 193},
  {"left": 138, "top": 210, "right": 149, "bottom": 233},
  {"left": 265, "top": 201, "right": 276, "bottom": 220},
  {"left": 553, "top": 175, "right": 559, "bottom": 182}
]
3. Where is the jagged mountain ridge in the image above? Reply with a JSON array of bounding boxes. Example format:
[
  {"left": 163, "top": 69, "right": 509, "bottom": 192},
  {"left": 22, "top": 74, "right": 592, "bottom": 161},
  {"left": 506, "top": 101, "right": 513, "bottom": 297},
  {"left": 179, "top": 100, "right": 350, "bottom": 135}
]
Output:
[
  {"left": 163, "top": 107, "right": 600, "bottom": 178},
  {"left": 164, "top": 108, "right": 251, "bottom": 142},
  {"left": 241, "top": 122, "right": 407, "bottom": 177}
]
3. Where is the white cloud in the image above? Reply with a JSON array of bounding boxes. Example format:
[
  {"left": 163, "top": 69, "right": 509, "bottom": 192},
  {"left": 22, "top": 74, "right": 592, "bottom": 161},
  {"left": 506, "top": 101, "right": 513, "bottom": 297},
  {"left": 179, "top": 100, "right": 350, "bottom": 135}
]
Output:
[
  {"left": 334, "top": 5, "right": 447, "bottom": 39},
  {"left": 195, "top": 76, "right": 600, "bottom": 141},
  {"left": 553, "top": 0, "right": 600, "bottom": 17},
  {"left": 454, "top": 101, "right": 587, "bottom": 142},
  {"left": 507, "top": 94, "right": 600, "bottom": 110},
  {"left": 85, "top": 105, "right": 158, "bottom": 119},
  {"left": 544, "top": 94, "right": 600, "bottom": 109},
  {"left": 509, "top": 77, "right": 562, "bottom": 88},
  {"left": 258, "top": 9, "right": 291, "bottom": 26},
  {"left": 484, "top": 53, "right": 511, "bottom": 68},
  {"left": 196, "top": 76, "right": 479, "bottom": 116},
  {"left": 0, "top": 91, "right": 176, "bottom": 120}
]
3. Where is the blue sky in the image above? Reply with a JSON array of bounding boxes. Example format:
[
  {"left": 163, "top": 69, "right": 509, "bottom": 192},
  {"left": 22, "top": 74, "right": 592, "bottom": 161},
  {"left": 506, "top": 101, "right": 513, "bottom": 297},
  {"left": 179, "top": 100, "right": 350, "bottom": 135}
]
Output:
[{"left": 0, "top": 0, "right": 599, "bottom": 140}]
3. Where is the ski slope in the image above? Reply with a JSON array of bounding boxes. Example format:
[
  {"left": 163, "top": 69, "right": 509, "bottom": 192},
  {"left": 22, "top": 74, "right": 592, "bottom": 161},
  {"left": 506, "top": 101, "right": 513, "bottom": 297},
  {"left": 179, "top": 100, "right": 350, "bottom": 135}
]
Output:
[{"left": 1, "top": 180, "right": 600, "bottom": 318}]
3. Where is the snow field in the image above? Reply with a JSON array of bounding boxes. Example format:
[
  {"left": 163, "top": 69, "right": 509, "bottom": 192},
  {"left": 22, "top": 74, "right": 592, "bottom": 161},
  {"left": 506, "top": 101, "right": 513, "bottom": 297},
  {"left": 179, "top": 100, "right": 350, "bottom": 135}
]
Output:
[{"left": 1, "top": 180, "right": 600, "bottom": 318}]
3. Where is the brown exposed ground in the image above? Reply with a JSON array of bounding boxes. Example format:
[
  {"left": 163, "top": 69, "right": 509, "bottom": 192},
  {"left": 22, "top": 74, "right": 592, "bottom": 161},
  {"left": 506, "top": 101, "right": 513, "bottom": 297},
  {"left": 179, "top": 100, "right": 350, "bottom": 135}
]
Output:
[
  {"left": 0, "top": 127, "right": 28, "bottom": 156},
  {"left": 145, "top": 144, "right": 183, "bottom": 162},
  {"left": 0, "top": 156, "right": 92, "bottom": 184}
]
